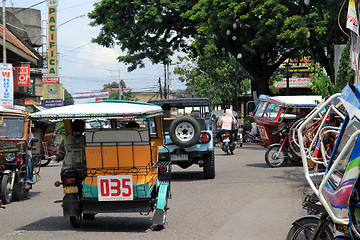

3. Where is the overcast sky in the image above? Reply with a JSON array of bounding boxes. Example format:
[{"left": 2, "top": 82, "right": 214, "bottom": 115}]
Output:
[{"left": 9, "top": 0, "right": 186, "bottom": 94}]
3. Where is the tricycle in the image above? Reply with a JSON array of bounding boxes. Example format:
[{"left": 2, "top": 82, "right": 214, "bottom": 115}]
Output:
[
  {"left": 0, "top": 106, "right": 37, "bottom": 204},
  {"left": 248, "top": 94, "right": 322, "bottom": 147},
  {"left": 287, "top": 84, "right": 360, "bottom": 239},
  {"left": 30, "top": 100, "right": 170, "bottom": 229}
]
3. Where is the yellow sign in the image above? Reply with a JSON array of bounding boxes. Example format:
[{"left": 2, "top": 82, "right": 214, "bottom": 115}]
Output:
[
  {"left": 43, "top": 83, "right": 63, "bottom": 99},
  {"left": 48, "top": 5, "right": 57, "bottom": 75}
]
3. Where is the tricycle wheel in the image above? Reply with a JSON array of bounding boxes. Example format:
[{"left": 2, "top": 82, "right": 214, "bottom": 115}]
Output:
[
  {"left": 13, "top": 181, "right": 27, "bottom": 201},
  {"left": 1, "top": 174, "right": 13, "bottom": 204},
  {"left": 265, "top": 145, "right": 287, "bottom": 168},
  {"left": 70, "top": 214, "right": 82, "bottom": 228},
  {"left": 203, "top": 150, "right": 215, "bottom": 179}
]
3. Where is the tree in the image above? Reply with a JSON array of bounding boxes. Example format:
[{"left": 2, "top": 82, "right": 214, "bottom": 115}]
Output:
[
  {"left": 310, "top": 43, "right": 354, "bottom": 97},
  {"left": 89, "top": 0, "right": 348, "bottom": 96},
  {"left": 63, "top": 88, "right": 74, "bottom": 106},
  {"left": 174, "top": 50, "right": 250, "bottom": 107},
  {"left": 101, "top": 81, "right": 138, "bottom": 101}
]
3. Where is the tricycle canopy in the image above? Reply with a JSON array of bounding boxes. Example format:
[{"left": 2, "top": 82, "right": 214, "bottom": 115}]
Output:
[{"left": 29, "top": 100, "right": 163, "bottom": 120}]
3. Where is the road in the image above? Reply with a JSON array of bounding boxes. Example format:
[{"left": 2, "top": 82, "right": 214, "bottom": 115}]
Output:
[{"left": 0, "top": 144, "right": 308, "bottom": 240}]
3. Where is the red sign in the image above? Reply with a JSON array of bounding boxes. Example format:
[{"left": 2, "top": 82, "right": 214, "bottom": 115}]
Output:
[
  {"left": 14, "top": 64, "right": 30, "bottom": 87},
  {"left": 97, "top": 175, "right": 133, "bottom": 201},
  {"left": 42, "top": 76, "right": 59, "bottom": 84}
]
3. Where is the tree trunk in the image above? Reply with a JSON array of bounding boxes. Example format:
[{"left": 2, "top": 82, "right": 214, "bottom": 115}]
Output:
[{"left": 251, "top": 75, "right": 272, "bottom": 98}]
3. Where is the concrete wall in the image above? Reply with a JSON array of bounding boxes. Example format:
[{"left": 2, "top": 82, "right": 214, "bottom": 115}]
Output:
[{"left": 5, "top": 8, "right": 42, "bottom": 47}]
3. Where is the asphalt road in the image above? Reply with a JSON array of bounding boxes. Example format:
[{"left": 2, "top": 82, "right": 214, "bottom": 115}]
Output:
[{"left": 0, "top": 144, "right": 308, "bottom": 240}]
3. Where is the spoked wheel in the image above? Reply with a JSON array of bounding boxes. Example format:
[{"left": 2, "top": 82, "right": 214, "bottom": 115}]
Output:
[
  {"left": 1, "top": 174, "right": 13, "bottom": 204},
  {"left": 70, "top": 214, "right": 82, "bottom": 228},
  {"left": 286, "top": 217, "right": 333, "bottom": 240},
  {"left": 265, "top": 145, "right": 287, "bottom": 168}
]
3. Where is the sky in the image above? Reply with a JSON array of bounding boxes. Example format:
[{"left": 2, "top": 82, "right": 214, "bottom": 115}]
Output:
[{"left": 9, "top": 0, "right": 186, "bottom": 95}]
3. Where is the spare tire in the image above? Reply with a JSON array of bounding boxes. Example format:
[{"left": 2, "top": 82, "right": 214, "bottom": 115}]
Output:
[{"left": 169, "top": 116, "right": 201, "bottom": 148}]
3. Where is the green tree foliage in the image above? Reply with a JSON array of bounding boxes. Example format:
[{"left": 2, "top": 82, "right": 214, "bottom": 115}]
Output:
[
  {"left": 89, "top": 0, "right": 347, "bottom": 96},
  {"left": 174, "top": 51, "right": 250, "bottom": 105},
  {"left": 310, "top": 43, "right": 354, "bottom": 98},
  {"left": 101, "top": 81, "right": 138, "bottom": 101},
  {"left": 63, "top": 88, "right": 74, "bottom": 106}
]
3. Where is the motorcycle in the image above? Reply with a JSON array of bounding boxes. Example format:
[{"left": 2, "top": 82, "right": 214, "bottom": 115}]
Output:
[
  {"left": 220, "top": 131, "right": 236, "bottom": 155},
  {"left": 264, "top": 126, "right": 300, "bottom": 168},
  {"left": 243, "top": 132, "right": 262, "bottom": 143}
]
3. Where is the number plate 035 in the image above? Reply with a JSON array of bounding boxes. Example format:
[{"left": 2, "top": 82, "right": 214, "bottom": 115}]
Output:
[{"left": 97, "top": 175, "right": 133, "bottom": 201}]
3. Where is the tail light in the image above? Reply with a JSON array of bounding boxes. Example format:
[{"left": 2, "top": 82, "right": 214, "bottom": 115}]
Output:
[
  {"left": 159, "top": 167, "right": 167, "bottom": 173},
  {"left": 63, "top": 178, "right": 76, "bottom": 185},
  {"left": 201, "top": 133, "right": 211, "bottom": 143},
  {"left": 223, "top": 133, "right": 229, "bottom": 137}
]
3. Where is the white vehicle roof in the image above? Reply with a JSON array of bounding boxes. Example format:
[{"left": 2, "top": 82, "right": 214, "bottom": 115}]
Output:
[
  {"left": 30, "top": 100, "right": 163, "bottom": 120},
  {"left": 259, "top": 95, "right": 322, "bottom": 107}
]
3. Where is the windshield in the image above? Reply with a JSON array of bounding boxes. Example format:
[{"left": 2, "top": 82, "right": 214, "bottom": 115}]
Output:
[{"left": 0, "top": 116, "right": 25, "bottom": 139}]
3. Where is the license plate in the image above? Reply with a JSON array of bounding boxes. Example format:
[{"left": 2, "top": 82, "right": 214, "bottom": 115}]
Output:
[
  {"left": 171, "top": 154, "right": 188, "bottom": 161},
  {"left": 223, "top": 138, "right": 230, "bottom": 142},
  {"left": 97, "top": 175, "right": 133, "bottom": 201},
  {"left": 63, "top": 186, "right": 78, "bottom": 194}
]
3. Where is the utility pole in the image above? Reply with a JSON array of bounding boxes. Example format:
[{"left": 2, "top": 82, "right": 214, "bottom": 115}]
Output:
[
  {"left": 167, "top": 64, "right": 170, "bottom": 99},
  {"left": 163, "top": 64, "right": 167, "bottom": 99},
  {"left": 118, "top": 69, "right": 122, "bottom": 100},
  {"left": 159, "top": 77, "right": 163, "bottom": 99}
]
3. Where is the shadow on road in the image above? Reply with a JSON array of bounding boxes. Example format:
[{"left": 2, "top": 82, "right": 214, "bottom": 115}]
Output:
[
  {"left": 17, "top": 215, "right": 152, "bottom": 232},
  {"left": 170, "top": 171, "right": 205, "bottom": 182}
]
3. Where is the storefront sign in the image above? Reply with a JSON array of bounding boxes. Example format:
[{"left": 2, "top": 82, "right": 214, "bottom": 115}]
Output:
[
  {"left": 273, "top": 78, "right": 312, "bottom": 89},
  {"left": 0, "top": 63, "right": 13, "bottom": 108},
  {"left": 48, "top": 1, "right": 57, "bottom": 75},
  {"left": 43, "top": 83, "right": 63, "bottom": 99},
  {"left": 44, "top": 99, "right": 63, "bottom": 108},
  {"left": 42, "top": 76, "right": 59, "bottom": 84},
  {"left": 13, "top": 64, "right": 30, "bottom": 87}
]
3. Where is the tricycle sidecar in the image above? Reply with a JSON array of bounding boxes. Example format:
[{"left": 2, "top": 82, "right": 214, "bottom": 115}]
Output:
[{"left": 30, "top": 100, "right": 170, "bottom": 229}]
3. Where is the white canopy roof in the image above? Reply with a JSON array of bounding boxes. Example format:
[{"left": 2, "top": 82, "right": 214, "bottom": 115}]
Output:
[
  {"left": 30, "top": 101, "right": 163, "bottom": 120},
  {"left": 260, "top": 95, "right": 322, "bottom": 107}
]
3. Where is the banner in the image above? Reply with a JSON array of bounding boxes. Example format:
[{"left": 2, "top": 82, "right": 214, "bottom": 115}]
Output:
[
  {"left": 13, "top": 64, "right": 30, "bottom": 87},
  {"left": 0, "top": 64, "right": 13, "bottom": 108},
  {"left": 350, "top": 32, "right": 360, "bottom": 71},
  {"left": 73, "top": 91, "right": 109, "bottom": 99},
  {"left": 346, "top": 0, "right": 359, "bottom": 35}
]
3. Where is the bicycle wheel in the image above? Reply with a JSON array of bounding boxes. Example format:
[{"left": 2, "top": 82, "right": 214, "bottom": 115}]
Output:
[{"left": 286, "top": 217, "right": 333, "bottom": 240}]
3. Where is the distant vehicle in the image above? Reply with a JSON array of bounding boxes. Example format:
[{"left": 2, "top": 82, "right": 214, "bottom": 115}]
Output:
[{"left": 149, "top": 98, "right": 215, "bottom": 179}]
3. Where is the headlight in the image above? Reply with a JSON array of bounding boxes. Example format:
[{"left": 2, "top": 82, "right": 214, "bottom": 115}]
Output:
[{"left": 5, "top": 153, "right": 16, "bottom": 162}]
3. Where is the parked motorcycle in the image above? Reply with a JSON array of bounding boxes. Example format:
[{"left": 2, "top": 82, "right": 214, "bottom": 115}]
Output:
[
  {"left": 243, "top": 132, "right": 262, "bottom": 143},
  {"left": 264, "top": 126, "right": 300, "bottom": 168},
  {"left": 220, "top": 132, "right": 236, "bottom": 155}
]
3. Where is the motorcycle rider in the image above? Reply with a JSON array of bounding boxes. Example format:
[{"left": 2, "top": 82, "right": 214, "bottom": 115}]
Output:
[{"left": 217, "top": 109, "right": 238, "bottom": 144}]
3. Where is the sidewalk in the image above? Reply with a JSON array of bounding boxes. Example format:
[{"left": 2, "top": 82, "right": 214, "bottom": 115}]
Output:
[{"left": 210, "top": 198, "right": 305, "bottom": 240}]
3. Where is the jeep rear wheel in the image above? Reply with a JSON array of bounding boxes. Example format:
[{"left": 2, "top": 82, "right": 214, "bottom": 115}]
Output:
[
  {"left": 169, "top": 116, "right": 201, "bottom": 148},
  {"left": 203, "top": 150, "right": 215, "bottom": 179}
]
